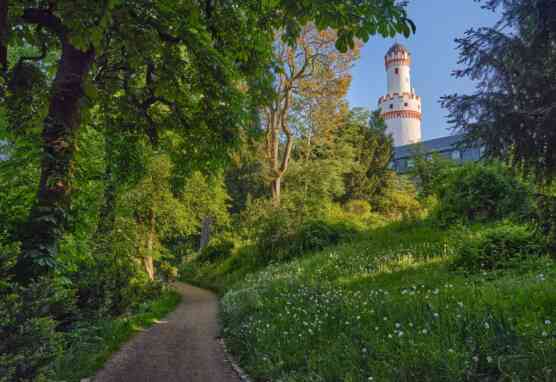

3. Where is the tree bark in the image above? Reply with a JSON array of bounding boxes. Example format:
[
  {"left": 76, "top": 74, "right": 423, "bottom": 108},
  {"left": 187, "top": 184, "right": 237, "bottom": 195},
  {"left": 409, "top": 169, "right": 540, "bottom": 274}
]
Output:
[
  {"left": 16, "top": 36, "right": 94, "bottom": 281},
  {"left": 144, "top": 209, "right": 156, "bottom": 281},
  {"left": 271, "top": 176, "right": 281, "bottom": 207},
  {"left": 0, "top": 0, "right": 8, "bottom": 73},
  {"left": 199, "top": 215, "right": 214, "bottom": 251}
]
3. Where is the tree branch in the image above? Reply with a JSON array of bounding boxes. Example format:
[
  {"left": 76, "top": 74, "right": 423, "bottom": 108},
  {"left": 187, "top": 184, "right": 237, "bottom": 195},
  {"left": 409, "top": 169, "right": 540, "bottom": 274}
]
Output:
[
  {"left": 21, "top": 8, "right": 65, "bottom": 38},
  {"left": 0, "top": 0, "right": 8, "bottom": 73}
]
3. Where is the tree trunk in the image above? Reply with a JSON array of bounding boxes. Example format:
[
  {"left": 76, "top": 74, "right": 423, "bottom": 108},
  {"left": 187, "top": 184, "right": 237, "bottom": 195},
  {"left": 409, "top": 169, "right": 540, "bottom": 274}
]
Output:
[
  {"left": 16, "top": 40, "right": 94, "bottom": 281},
  {"left": 199, "top": 215, "right": 214, "bottom": 251},
  {"left": 0, "top": 0, "right": 7, "bottom": 73},
  {"left": 271, "top": 176, "right": 281, "bottom": 207},
  {"left": 144, "top": 209, "right": 156, "bottom": 281}
]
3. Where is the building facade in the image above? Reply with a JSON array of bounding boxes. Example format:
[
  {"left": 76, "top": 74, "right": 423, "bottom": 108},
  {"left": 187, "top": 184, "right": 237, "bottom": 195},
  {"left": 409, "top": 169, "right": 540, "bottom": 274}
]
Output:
[
  {"left": 378, "top": 43, "right": 422, "bottom": 147},
  {"left": 391, "top": 134, "right": 483, "bottom": 173}
]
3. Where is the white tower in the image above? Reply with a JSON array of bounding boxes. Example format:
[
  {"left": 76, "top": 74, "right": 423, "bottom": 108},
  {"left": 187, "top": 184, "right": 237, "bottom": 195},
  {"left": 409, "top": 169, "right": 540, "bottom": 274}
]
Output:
[{"left": 378, "top": 43, "right": 422, "bottom": 147}]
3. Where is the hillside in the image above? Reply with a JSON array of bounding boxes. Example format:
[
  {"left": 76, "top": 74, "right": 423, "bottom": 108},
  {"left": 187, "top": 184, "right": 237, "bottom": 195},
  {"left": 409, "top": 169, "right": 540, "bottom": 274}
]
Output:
[{"left": 182, "top": 222, "right": 556, "bottom": 381}]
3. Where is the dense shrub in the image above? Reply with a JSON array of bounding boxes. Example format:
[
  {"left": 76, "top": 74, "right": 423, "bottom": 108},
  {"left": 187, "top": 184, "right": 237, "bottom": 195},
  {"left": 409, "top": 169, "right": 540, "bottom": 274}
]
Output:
[
  {"left": 435, "top": 164, "right": 532, "bottom": 225},
  {"left": 257, "top": 214, "right": 358, "bottom": 262},
  {"left": 452, "top": 223, "right": 545, "bottom": 272},
  {"left": 0, "top": 239, "right": 71, "bottom": 381},
  {"left": 534, "top": 192, "right": 556, "bottom": 253},
  {"left": 198, "top": 239, "right": 235, "bottom": 263}
]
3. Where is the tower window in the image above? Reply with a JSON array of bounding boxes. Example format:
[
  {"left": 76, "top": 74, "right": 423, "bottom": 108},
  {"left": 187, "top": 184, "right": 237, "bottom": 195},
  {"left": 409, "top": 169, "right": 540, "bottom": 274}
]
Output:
[
  {"left": 389, "top": 104, "right": 393, "bottom": 109},
  {"left": 395, "top": 68, "right": 399, "bottom": 74},
  {"left": 404, "top": 102, "right": 408, "bottom": 107}
]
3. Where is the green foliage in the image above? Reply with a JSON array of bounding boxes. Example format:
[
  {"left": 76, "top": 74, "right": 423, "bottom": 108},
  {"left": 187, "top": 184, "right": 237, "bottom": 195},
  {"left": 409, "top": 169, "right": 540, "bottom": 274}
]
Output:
[
  {"left": 198, "top": 239, "right": 235, "bottom": 263},
  {"left": 0, "top": 238, "right": 69, "bottom": 382},
  {"left": 342, "top": 108, "right": 394, "bottom": 205},
  {"left": 409, "top": 143, "right": 456, "bottom": 198},
  {"left": 453, "top": 223, "right": 547, "bottom": 272},
  {"left": 375, "top": 174, "right": 424, "bottom": 220},
  {"left": 256, "top": 210, "right": 359, "bottom": 263},
  {"left": 435, "top": 163, "right": 532, "bottom": 225},
  {"left": 534, "top": 191, "right": 556, "bottom": 253},
  {"left": 442, "top": 0, "right": 556, "bottom": 183}
]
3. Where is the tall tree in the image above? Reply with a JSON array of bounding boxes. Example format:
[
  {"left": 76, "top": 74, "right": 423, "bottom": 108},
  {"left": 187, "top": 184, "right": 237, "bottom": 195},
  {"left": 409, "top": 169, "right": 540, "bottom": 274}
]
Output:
[
  {"left": 3, "top": 1, "right": 414, "bottom": 280},
  {"left": 442, "top": 0, "right": 556, "bottom": 184},
  {"left": 341, "top": 108, "right": 394, "bottom": 206},
  {"left": 263, "top": 25, "right": 360, "bottom": 206}
]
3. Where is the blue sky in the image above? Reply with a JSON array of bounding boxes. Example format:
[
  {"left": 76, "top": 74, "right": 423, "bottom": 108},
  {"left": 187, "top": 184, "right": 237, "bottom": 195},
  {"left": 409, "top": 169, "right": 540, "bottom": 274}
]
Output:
[{"left": 347, "top": 1, "right": 499, "bottom": 140}]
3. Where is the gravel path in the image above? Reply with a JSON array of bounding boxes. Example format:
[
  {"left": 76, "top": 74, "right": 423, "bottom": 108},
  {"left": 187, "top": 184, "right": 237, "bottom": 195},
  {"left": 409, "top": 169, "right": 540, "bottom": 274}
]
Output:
[{"left": 94, "top": 283, "right": 241, "bottom": 382}]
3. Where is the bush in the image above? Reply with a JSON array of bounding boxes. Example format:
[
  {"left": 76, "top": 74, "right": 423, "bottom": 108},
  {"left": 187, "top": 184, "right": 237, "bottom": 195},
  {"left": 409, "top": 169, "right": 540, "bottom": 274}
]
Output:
[
  {"left": 534, "top": 192, "right": 556, "bottom": 253},
  {"left": 198, "top": 239, "right": 235, "bottom": 263},
  {"left": 0, "top": 238, "right": 71, "bottom": 381},
  {"left": 452, "top": 223, "right": 545, "bottom": 272},
  {"left": 435, "top": 163, "right": 532, "bottom": 225},
  {"left": 257, "top": 212, "right": 358, "bottom": 263}
]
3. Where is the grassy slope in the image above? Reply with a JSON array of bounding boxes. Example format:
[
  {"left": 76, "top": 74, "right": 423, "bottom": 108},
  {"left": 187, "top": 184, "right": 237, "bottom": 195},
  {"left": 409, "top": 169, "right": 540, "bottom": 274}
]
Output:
[
  {"left": 183, "top": 222, "right": 556, "bottom": 381},
  {"left": 53, "top": 289, "right": 181, "bottom": 381}
]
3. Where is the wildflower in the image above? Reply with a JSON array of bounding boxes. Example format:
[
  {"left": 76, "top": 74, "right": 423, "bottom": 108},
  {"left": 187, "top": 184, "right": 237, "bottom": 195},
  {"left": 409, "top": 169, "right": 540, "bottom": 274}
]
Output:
[
  {"left": 398, "top": 331, "right": 404, "bottom": 337},
  {"left": 472, "top": 356, "right": 479, "bottom": 362},
  {"left": 542, "top": 331, "right": 548, "bottom": 337},
  {"left": 433, "top": 312, "right": 439, "bottom": 319},
  {"left": 484, "top": 322, "right": 490, "bottom": 329},
  {"left": 388, "top": 334, "right": 393, "bottom": 338},
  {"left": 457, "top": 301, "right": 464, "bottom": 308},
  {"left": 422, "top": 329, "right": 428, "bottom": 334},
  {"left": 545, "top": 320, "right": 551, "bottom": 325},
  {"left": 487, "top": 356, "right": 493, "bottom": 363},
  {"left": 395, "top": 322, "right": 401, "bottom": 328},
  {"left": 448, "top": 348, "right": 454, "bottom": 353}
]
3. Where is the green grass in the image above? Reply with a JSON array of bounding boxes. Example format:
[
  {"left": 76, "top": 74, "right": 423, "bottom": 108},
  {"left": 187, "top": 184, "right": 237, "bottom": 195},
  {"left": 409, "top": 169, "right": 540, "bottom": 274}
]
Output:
[
  {"left": 182, "top": 222, "right": 556, "bottom": 381},
  {"left": 53, "top": 289, "right": 181, "bottom": 381}
]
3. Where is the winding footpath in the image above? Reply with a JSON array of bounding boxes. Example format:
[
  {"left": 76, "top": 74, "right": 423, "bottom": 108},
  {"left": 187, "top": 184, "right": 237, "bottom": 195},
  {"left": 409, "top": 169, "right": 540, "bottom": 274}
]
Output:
[{"left": 94, "top": 283, "right": 241, "bottom": 382}]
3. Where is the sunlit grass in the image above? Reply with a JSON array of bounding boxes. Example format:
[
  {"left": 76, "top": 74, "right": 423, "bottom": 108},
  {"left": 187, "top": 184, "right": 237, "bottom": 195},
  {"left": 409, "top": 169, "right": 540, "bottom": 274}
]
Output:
[{"left": 184, "top": 222, "right": 556, "bottom": 381}]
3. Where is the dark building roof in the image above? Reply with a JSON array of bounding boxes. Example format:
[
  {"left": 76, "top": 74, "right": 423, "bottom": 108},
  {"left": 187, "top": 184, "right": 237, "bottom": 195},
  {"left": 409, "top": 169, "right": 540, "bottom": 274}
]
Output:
[{"left": 394, "top": 134, "right": 467, "bottom": 159}]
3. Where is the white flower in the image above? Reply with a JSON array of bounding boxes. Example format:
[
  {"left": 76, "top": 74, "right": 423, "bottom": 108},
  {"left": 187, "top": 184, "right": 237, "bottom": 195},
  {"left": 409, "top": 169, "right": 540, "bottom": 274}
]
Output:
[
  {"left": 487, "top": 356, "right": 493, "bottom": 363},
  {"left": 433, "top": 313, "right": 439, "bottom": 318},
  {"left": 542, "top": 331, "right": 548, "bottom": 337},
  {"left": 484, "top": 322, "right": 490, "bottom": 329},
  {"left": 472, "top": 356, "right": 479, "bottom": 362},
  {"left": 422, "top": 329, "right": 428, "bottom": 334},
  {"left": 545, "top": 320, "right": 551, "bottom": 325},
  {"left": 395, "top": 322, "right": 401, "bottom": 328},
  {"left": 398, "top": 331, "right": 404, "bottom": 337}
]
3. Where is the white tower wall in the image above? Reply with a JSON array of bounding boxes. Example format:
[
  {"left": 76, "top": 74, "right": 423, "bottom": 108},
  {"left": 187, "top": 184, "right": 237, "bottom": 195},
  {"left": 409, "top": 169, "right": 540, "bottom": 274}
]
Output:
[
  {"left": 377, "top": 44, "right": 422, "bottom": 147},
  {"left": 387, "top": 64, "right": 411, "bottom": 94}
]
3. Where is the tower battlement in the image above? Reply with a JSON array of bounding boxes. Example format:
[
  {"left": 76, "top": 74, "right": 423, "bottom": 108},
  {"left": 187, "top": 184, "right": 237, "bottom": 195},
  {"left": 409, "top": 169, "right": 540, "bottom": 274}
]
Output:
[{"left": 378, "top": 43, "right": 422, "bottom": 147}]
